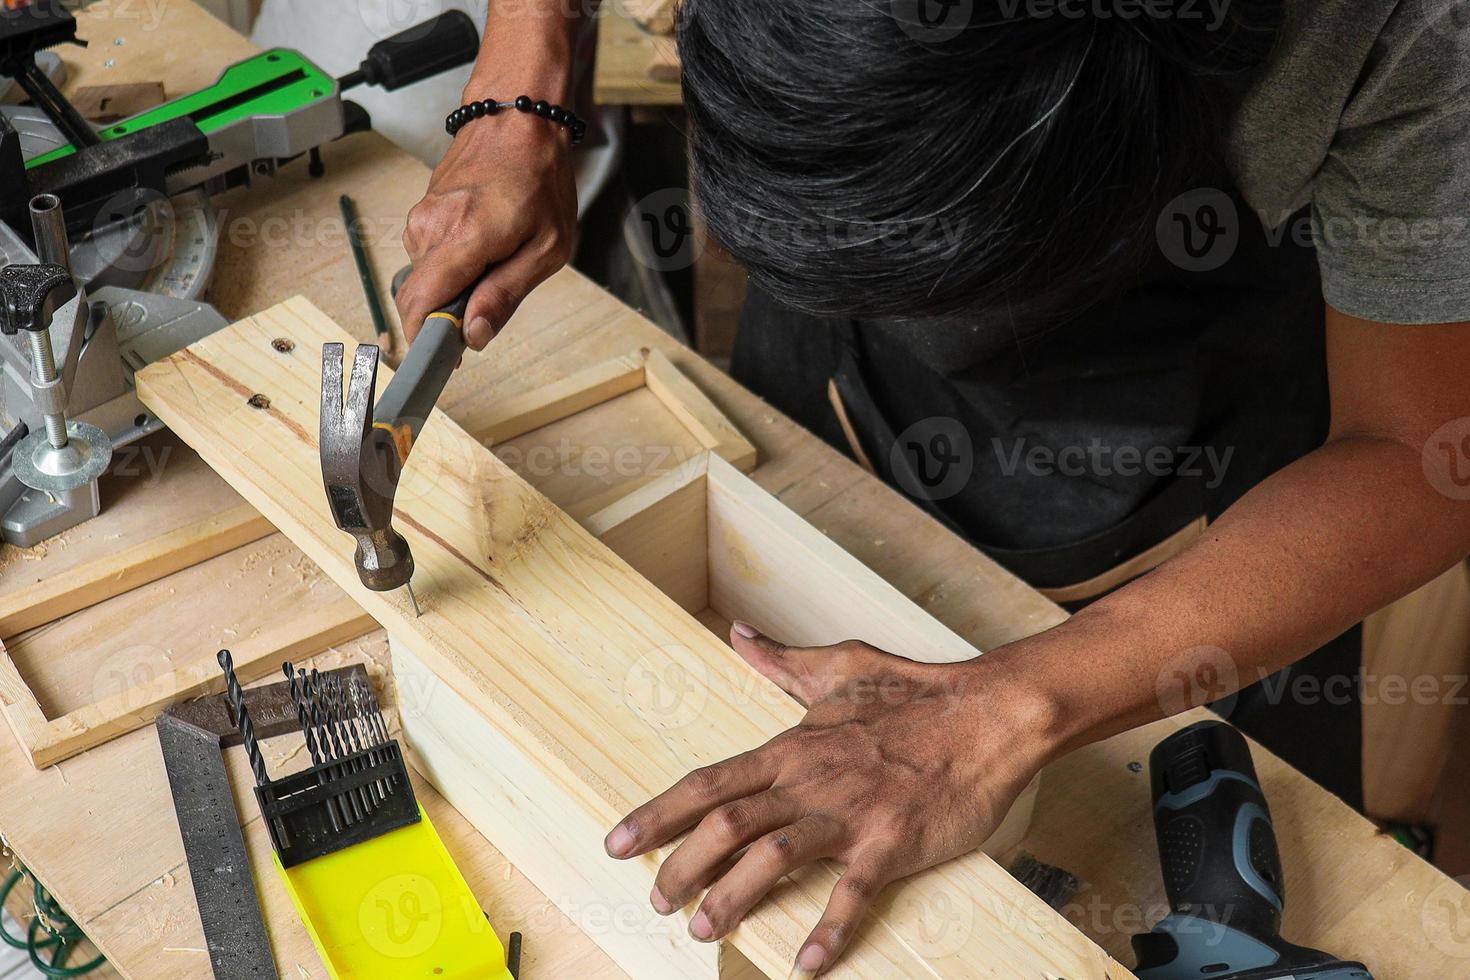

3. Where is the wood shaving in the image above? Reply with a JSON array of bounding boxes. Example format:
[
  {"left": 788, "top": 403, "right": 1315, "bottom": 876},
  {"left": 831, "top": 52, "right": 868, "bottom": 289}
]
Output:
[{"left": 164, "top": 947, "right": 207, "bottom": 954}]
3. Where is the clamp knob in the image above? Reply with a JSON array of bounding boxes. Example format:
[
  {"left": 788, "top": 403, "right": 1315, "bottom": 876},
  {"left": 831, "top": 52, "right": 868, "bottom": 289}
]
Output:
[{"left": 0, "top": 263, "right": 75, "bottom": 336}]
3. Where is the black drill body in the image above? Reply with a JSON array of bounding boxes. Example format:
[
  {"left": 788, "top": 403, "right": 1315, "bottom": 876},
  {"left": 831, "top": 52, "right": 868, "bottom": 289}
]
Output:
[{"left": 1133, "top": 721, "right": 1373, "bottom": 980}]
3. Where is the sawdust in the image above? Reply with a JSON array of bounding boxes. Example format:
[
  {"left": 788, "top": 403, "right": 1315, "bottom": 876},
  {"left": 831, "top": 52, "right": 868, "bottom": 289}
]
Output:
[{"left": 164, "top": 947, "right": 207, "bottom": 954}]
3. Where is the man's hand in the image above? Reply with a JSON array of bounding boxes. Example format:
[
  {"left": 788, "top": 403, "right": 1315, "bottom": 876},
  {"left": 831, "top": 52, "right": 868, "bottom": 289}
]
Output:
[
  {"left": 395, "top": 115, "right": 577, "bottom": 352},
  {"left": 603, "top": 624, "right": 1055, "bottom": 975}
]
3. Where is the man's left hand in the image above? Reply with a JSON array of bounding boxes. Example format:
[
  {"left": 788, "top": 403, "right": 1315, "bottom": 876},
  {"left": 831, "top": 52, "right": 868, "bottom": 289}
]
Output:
[{"left": 603, "top": 623, "right": 1056, "bottom": 975}]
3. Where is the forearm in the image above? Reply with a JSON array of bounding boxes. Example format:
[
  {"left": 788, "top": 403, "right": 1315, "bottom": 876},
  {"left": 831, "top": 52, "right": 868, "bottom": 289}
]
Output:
[
  {"left": 991, "top": 433, "right": 1470, "bottom": 758},
  {"left": 465, "top": 0, "right": 590, "bottom": 104}
]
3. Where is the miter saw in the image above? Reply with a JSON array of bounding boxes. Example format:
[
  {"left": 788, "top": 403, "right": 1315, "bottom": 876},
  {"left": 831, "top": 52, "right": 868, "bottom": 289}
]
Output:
[{"left": 0, "top": 0, "right": 479, "bottom": 546}]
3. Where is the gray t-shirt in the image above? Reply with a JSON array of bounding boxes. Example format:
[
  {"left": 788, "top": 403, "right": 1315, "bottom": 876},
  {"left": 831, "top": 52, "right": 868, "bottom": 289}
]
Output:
[{"left": 1231, "top": 0, "right": 1470, "bottom": 324}]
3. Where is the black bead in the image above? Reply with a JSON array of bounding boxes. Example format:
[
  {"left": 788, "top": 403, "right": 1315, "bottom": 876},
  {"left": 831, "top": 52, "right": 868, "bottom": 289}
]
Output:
[
  {"left": 548, "top": 106, "right": 567, "bottom": 123},
  {"left": 533, "top": 100, "right": 551, "bottom": 117},
  {"left": 482, "top": 99, "right": 500, "bottom": 115},
  {"left": 514, "top": 95, "right": 533, "bottom": 112},
  {"left": 470, "top": 101, "right": 486, "bottom": 118},
  {"left": 571, "top": 119, "right": 587, "bottom": 140},
  {"left": 446, "top": 118, "right": 457, "bottom": 135}
]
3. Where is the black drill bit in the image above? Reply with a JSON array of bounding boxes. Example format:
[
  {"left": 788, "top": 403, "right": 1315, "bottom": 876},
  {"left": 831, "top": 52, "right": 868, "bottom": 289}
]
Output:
[
  {"left": 328, "top": 674, "right": 376, "bottom": 814},
  {"left": 358, "top": 674, "right": 391, "bottom": 746},
  {"left": 354, "top": 675, "right": 397, "bottom": 794},
  {"left": 297, "top": 667, "right": 347, "bottom": 832},
  {"left": 309, "top": 669, "right": 362, "bottom": 823},
  {"left": 283, "top": 663, "right": 324, "bottom": 767},
  {"left": 349, "top": 676, "right": 392, "bottom": 803},
  {"left": 217, "top": 650, "right": 269, "bottom": 787}
]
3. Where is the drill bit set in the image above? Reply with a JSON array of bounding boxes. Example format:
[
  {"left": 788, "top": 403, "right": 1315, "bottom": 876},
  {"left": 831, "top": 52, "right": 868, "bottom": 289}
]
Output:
[
  {"left": 212, "top": 651, "right": 517, "bottom": 979},
  {"left": 220, "top": 651, "right": 422, "bottom": 866}
]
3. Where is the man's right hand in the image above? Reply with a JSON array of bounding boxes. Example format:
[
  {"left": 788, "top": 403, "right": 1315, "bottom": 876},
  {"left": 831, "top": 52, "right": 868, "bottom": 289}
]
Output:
[{"left": 395, "top": 106, "right": 577, "bottom": 352}]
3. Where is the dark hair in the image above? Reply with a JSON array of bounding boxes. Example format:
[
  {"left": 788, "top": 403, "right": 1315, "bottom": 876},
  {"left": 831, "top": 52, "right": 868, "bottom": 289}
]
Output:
[{"left": 678, "top": 0, "right": 1281, "bottom": 321}]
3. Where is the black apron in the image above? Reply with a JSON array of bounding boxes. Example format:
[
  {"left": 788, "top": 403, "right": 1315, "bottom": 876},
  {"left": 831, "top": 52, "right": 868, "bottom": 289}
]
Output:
[{"left": 732, "top": 197, "right": 1365, "bottom": 809}]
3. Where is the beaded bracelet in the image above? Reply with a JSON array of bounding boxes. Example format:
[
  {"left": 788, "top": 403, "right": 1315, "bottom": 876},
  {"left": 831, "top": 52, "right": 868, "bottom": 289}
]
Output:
[{"left": 445, "top": 95, "right": 588, "bottom": 145}]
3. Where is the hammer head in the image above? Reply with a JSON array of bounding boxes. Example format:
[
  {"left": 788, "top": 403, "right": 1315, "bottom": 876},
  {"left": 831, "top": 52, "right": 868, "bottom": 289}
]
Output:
[{"left": 320, "top": 342, "right": 414, "bottom": 592}]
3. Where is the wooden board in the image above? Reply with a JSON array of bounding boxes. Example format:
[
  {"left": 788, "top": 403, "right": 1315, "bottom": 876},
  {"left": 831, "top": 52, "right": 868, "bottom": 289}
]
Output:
[
  {"left": 135, "top": 297, "right": 1129, "bottom": 979},
  {"left": 594, "top": 2, "right": 684, "bottom": 106},
  {"left": 1362, "top": 561, "right": 1470, "bottom": 822},
  {"left": 0, "top": 433, "right": 272, "bottom": 638},
  {"left": 0, "top": 535, "right": 373, "bottom": 767}
]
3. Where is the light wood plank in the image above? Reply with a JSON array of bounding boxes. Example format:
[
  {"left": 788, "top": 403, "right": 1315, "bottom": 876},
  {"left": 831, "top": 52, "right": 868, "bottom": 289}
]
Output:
[
  {"left": 593, "top": 2, "right": 684, "bottom": 106},
  {"left": 0, "top": 504, "right": 273, "bottom": 639},
  {"left": 2, "top": 535, "right": 374, "bottom": 767},
  {"left": 477, "top": 351, "right": 647, "bottom": 446},
  {"left": 0, "top": 435, "right": 273, "bottom": 638},
  {"left": 644, "top": 351, "right": 757, "bottom": 472},
  {"left": 135, "top": 297, "right": 1128, "bottom": 980}
]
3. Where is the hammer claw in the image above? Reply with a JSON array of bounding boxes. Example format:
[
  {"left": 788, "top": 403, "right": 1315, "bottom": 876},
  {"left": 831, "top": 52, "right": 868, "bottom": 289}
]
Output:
[{"left": 346, "top": 344, "right": 381, "bottom": 429}]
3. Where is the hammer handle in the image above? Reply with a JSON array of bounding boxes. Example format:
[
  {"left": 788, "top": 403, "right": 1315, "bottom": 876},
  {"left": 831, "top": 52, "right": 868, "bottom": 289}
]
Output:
[{"left": 371, "top": 284, "right": 472, "bottom": 455}]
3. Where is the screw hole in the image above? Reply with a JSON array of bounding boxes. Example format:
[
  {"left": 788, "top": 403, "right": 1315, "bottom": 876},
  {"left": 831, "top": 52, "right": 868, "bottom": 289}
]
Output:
[
  {"left": 272, "top": 338, "right": 295, "bottom": 353},
  {"left": 133, "top": 413, "right": 148, "bottom": 428},
  {"left": 247, "top": 394, "right": 271, "bottom": 410}
]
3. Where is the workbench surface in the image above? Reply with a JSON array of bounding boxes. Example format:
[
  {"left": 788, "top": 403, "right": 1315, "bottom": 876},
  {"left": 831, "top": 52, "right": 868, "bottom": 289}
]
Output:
[{"left": 1, "top": 5, "right": 1465, "bottom": 979}]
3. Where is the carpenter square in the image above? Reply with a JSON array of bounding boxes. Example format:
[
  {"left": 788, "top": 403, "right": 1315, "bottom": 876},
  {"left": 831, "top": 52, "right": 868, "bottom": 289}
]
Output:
[
  {"left": 157, "top": 666, "right": 347, "bottom": 979},
  {"left": 320, "top": 285, "right": 473, "bottom": 614}
]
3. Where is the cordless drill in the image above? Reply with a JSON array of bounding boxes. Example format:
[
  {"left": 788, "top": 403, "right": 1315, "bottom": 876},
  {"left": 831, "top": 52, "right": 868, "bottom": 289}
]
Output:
[{"left": 1133, "top": 721, "right": 1374, "bottom": 980}]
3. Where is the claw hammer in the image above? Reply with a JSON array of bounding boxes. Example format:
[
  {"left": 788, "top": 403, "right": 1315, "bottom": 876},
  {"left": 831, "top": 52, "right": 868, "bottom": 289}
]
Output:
[{"left": 319, "top": 285, "right": 472, "bottom": 615}]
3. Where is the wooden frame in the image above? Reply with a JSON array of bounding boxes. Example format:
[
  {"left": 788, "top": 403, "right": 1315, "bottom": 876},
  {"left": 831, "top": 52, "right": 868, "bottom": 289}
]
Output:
[
  {"left": 0, "top": 336, "right": 756, "bottom": 771},
  {"left": 134, "top": 297, "right": 1125, "bottom": 979},
  {"left": 0, "top": 441, "right": 274, "bottom": 638},
  {"left": 399, "top": 452, "right": 1045, "bottom": 976}
]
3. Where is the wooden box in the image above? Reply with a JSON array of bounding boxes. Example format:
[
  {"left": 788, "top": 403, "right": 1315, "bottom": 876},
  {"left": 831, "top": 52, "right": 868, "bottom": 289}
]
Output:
[{"left": 394, "top": 452, "right": 1041, "bottom": 978}]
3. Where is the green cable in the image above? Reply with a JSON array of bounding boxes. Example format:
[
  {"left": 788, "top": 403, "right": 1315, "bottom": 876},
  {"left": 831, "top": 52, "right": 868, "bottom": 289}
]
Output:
[{"left": 0, "top": 867, "right": 107, "bottom": 977}]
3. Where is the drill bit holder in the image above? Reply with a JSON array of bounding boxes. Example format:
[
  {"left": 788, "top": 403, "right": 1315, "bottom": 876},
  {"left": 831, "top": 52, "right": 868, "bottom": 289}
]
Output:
[
  {"left": 216, "top": 651, "right": 422, "bottom": 869},
  {"left": 255, "top": 741, "right": 420, "bottom": 868}
]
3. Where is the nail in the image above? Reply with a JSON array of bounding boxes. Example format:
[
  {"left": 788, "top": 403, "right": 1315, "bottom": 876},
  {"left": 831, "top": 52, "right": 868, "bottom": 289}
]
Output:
[
  {"left": 650, "top": 886, "right": 673, "bottom": 915},
  {"left": 605, "top": 824, "right": 634, "bottom": 857},
  {"left": 689, "top": 910, "right": 713, "bottom": 941},
  {"left": 468, "top": 315, "right": 492, "bottom": 341},
  {"left": 795, "top": 943, "right": 825, "bottom": 974},
  {"left": 732, "top": 620, "right": 760, "bottom": 638}
]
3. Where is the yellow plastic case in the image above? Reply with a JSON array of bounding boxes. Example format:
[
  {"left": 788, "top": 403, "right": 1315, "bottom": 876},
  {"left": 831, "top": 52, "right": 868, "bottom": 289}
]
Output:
[{"left": 277, "top": 806, "right": 513, "bottom": 979}]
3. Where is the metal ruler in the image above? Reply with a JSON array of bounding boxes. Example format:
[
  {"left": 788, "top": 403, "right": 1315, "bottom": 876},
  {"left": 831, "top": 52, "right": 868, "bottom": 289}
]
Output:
[{"left": 156, "top": 664, "right": 374, "bottom": 980}]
